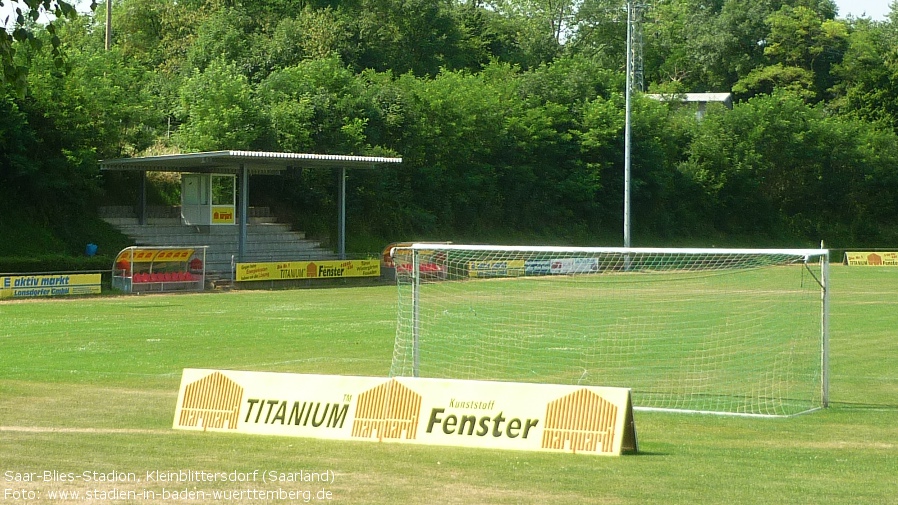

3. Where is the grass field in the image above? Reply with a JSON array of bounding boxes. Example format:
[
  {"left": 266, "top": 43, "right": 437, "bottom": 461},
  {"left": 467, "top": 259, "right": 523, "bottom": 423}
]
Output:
[{"left": 1, "top": 265, "right": 897, "bottom": 504}]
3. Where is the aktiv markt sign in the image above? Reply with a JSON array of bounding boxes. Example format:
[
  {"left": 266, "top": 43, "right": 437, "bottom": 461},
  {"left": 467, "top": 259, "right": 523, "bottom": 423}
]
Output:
[{"left": 174, "top": 369, "right": 637, "bottom": 456}]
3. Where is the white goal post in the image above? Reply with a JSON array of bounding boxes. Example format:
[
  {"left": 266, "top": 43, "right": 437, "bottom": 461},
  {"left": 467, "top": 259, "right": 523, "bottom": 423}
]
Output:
[{"left": 389, "top": 244, "right": 829, "bottom": 417}]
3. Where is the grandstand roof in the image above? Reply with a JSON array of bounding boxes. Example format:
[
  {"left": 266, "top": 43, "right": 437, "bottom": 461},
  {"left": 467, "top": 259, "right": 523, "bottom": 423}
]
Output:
[{"left": 100, "top": 150, "right": 402, "bottom": 174}]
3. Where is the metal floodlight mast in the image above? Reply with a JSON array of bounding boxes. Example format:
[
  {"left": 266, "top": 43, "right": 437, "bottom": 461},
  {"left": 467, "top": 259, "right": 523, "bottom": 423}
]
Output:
[
  {"left": 623, "top": 1, "right": 646, "bottom": 249},
  {"left": 624, "top": 0, "right": 633, "bottom": 248},
  {"left": 105, "top": 0, "right": 112, "bottom": 51}
]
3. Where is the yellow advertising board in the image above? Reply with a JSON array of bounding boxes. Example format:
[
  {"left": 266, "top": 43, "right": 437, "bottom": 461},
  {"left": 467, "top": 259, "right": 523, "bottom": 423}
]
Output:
[
  {"left": 0, "top": 273, "right": 101, "bottom": 299},
  {"left": 115, "top": 248, "right": 195, "bottom": 264},
  {"left": 845, "top": 251, "right": 898, "bottom": 266},
  {"left": 211, "top": 206, "right": 235, "bottom": 224},
  {"left": 173, "top": 369, "right": 637, "bottom": 456},
  {"left": 236, "top": 260, "right": 380, "bottom": 282}
]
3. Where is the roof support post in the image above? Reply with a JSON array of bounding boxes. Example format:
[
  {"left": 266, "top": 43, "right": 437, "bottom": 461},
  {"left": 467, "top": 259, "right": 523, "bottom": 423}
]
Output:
[
  {"left": 337, "top": 167, "right": 347, "bottom": 259},
  {"left": 138, "top": 170, "right": 147, "bottom": 225},
  {"left": 238, "top": 163, "right": 249, "bottom": 262}
]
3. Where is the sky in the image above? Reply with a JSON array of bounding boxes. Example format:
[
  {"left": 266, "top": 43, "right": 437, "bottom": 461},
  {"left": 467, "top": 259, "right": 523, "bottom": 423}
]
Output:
[
  {"left": 2, "top": 1, "right": 894, "bottom": 33},
  {"left": 834, "top": 0, "right": 892, "bottom": 20}
]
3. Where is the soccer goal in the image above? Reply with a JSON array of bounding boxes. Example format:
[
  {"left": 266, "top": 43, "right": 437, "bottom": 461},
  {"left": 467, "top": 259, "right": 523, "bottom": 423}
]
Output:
[{"left": 389, "top": 244, "right": 829, "bottom": 417}]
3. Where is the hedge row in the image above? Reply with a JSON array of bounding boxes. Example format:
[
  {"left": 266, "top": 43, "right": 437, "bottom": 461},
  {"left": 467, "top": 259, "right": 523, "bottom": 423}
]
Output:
[{"left": 0, "top": 255, "right": 113, "bottom": 275}]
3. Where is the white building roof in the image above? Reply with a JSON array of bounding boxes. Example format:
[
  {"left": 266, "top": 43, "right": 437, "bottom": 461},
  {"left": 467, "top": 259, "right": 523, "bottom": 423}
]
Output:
[{"left": 645, "top": 93, "right": 733, "bottom": 107}]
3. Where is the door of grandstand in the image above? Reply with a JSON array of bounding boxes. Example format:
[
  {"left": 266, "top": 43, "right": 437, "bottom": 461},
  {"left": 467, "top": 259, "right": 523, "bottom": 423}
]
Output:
[{"left": 180, "top": 173, "right": 236, "bottom": 225}]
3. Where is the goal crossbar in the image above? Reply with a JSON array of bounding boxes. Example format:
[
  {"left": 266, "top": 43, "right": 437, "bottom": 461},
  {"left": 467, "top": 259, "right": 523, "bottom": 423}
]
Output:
[{"left": 400, "top": 243, "right": 826, "bottom": 259}]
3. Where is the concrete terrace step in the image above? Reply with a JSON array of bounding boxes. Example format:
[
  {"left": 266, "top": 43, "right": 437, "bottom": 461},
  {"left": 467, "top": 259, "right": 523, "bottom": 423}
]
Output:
[
  {"left": 126, "top": 230, "right": 311, "bottom": 243},
  {"left": 134, "top": 242, "right": 327, "bottom": 254},
  {"left": 100, "top": 205, "right": 335, "bottom": 274},
  {"left": 99, "top": 206, "right": 277, "bottom": 219},
  {"left": 204, "top": 251, "right": 340, "bottom": 265},
  {"left": 115, "top": 226, "right": 305, "bottom": 240},
  {"left": 99, "top": 206, "right": 136, "bottom": 218},
  {"left": 105, "top": 217, "right": 284, "bottom": 228}
]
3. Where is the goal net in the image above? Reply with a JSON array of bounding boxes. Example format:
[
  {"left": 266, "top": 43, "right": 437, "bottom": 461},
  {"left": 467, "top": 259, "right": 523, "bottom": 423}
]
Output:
[{"left": 389, "top": 245, "right": 829, "bottom": 417}]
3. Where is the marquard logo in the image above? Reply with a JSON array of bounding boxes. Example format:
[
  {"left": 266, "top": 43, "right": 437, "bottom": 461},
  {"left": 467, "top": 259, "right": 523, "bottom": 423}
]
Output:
[
  {"left": 351, "top": 379, "right": 422, "bottom": 441},
  {"left": 177, "top": 372, "right": 244, "bottom": 430},
  {"left": 542, "top": 389, "right": 618, "bottom": 454},
  {"left": 306, "top": 262, "right": 318, "bottom": 278}
]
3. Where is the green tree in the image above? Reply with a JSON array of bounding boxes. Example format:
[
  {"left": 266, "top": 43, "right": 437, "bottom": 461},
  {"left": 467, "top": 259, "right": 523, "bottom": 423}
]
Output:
[
  {"left": 830, "top": 17, "right": 898, "bottom": 130},
  {"left": 1, "top": 0, "right": 90, "bottom": 93},
  {"left": 422, "top": 1, "right": 555, "bottom": 71},
  {"left": 578, "top": 90, "right": 710, "bottom": 243},
  {"left": 641, "top": 0, "right": 772, "bottom": 92},
  {"left": 353, "top": 0, "right": 468, "bottom": 76},
  {"left": 21, "top": 15, "right": 163, "bottom": 159},
  {"left": 391, "top": 66, "right": 510, "bottom": 233},
  {"left": 263, "top": 7, "right": 356, "bottom": 72},
  {"left": 175, "top": 59, "right": 264, "bottom": 151},
  {"left": 0, "top": 89, "right": 108, "bottom": 253},
  {"left": 681, "top": 89, "right": 898, "bottom": 243},
  {"left": 184, "top": 7, "right": 253, "bottom": 74},
  {"left": 114, "top": 0, "right": 222, "bottom": 74},
  {"left": 491, "top": 0, "right": 576, "bottom": 45},
  {"left": 258, "top": 56, "right": 374, "bottom": 153},
  {"left": 735, "top": 4, "right": 848, "bottom": 101}
]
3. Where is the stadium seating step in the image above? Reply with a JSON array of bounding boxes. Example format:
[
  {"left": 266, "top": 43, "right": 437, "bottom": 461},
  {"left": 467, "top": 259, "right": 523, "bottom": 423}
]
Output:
[{"left": 99, "top": 206, "right": 336, "bottom": 274}]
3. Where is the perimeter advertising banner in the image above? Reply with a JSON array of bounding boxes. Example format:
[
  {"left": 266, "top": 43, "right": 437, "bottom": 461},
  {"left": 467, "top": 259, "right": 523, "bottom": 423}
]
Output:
[
  {"left": 115, "top": 248, "right": 195, "bottom": 264},
  {"left": 173, "top": 369, "right": 637, "bottom": 456},
  {"left": 467, "top": 258, "right": 600, "bottom": 278},
  {"left": 845, "top": 251, "right": 898, "bottom": 266},
  {"left": 467, "top": 260, "right": 526, "bottom": 278},
  {"left": 235, "top": 260, "right": 379, "bottom": 282},
  {"left": 0, "top": 273, "right": 101, "bottom": 299},
  {"left": 211, "top": 206, "right": 235, "bottom": 224}
]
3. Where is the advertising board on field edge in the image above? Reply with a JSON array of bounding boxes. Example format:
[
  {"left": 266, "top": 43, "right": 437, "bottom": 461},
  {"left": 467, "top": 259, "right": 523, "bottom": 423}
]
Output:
[
  {"left": 844, "top": 251, "right": 898, "bottom": 266},
  {"left": 235, "top": 260, "right": 380, "bottom": 282},
  {"left": 0, "top": 273, "right": 101, "bottom": 299},
  {"left": 173, "top": 369, "right": 637, "bottom": 456}
]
